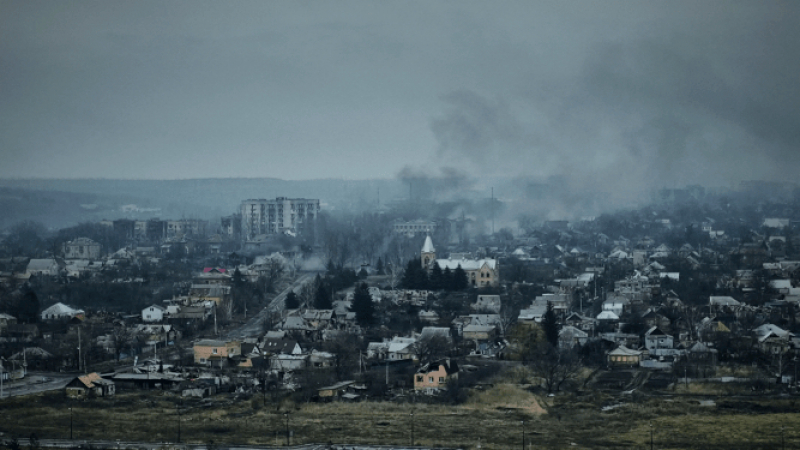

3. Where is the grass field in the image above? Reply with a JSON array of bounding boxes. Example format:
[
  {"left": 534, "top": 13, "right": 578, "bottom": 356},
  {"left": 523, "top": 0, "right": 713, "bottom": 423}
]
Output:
[{"left": 1, "top": 383, "right": 800, "bottom": 449}]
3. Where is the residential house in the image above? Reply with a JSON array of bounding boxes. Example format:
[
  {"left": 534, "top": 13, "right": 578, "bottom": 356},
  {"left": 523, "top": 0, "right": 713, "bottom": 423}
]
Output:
[
  {"left": 564, "top": 312, "right": 596, "bottom": 334},
  {"left": 317, "top": 380, "right": 356, "bottom": 399},
  {"left": 26, "top": 258, "right": 65, "bottom": 277},
  {"left": 644, "top": 327, "right": 674, "bottom": 352},
  {"left": 261, "top": 337, "right": 302, "bottom": 356},
  {"left": 193, "top": 339, "right": 241, "bottom": 366},
  {"left": 559, "top": 326, "right": 589, "bottom": 349},
  {"left": 414, "top": 359, "right": 459, "bottom": 391},
  {"left": 41, "top": 302, "right": 85, "bottom": 321},
  {"left": 602, "top": 295, "right": 630, "bottom": 316},
  {"left": 607, "top": 345, "right": 642, "bottom": 367},
  {"left": 66, "top": 372, "right": 115, "bottom": 398},
  {"left": 142, "top": 305, "right": 165, "bottom": 323},
  {"left": 0, "top": 313, "right": 17, "bottom": 332}
]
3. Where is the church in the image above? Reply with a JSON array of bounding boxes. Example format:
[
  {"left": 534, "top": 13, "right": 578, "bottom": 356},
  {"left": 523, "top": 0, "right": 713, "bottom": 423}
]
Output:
[{"left": 421, "top": 236, "right": 499, "bottom": 287}]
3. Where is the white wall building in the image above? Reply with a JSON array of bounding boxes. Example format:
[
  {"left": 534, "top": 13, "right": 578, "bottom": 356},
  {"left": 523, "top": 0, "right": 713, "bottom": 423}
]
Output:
[
  {"left": 142, "top": 305, "right": 165, "bottom": 322},
  {"left": 62, "top": 237, "right": 102, "bottom": 259}
]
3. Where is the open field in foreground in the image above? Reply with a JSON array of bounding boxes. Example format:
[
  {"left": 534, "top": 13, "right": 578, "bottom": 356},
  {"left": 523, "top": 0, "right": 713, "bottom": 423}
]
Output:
[{"left": 1, "top": 385, "right": 800, "bottom": 450}]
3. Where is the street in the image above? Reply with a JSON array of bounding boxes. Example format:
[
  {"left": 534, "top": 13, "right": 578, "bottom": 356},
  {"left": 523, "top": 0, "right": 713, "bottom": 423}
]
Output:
[
  {"left": 225, "top": 272, "right": 317, "bottom": 340},
  {"left": 0, "top": 372, "right": 73, "bottom": 399}
]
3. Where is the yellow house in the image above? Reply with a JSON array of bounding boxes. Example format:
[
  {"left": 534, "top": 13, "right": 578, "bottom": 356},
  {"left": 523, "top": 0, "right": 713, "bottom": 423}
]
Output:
[
  {"left": 607, "top": 345, "right": 642, "bottom": 367},
  {"left": 421, "top": 236, "right": 499, "bottom": 287},
  {"left": 193, "top": 339, "right": 240, "bottom": 365},
  {"left": 414, "top": 359, "right": 459, "bottom": 390}
]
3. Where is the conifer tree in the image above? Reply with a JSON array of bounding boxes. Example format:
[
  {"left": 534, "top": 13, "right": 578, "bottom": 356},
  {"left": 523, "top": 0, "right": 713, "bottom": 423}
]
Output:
[
  {"left": 453, "top": 264, "right": 469, "bottom": 290},
  {"left": 376, "top": 257, "right": 385, "bottom": 275},
  {"left": 442, "top": 266, "right": 454, "bottom": 291},
  {"left": 542, "top": 301, "right": 560, "bottom": 347},
  {"left": 352, "top": 282, "right": 374, "bottom": 326},
  {"left": 285, "top": 291, "right": 300, "bottom": 309},
  {"left": 314, "top": 277, "right": 332, "bottom": 309},
  {"left": 430, "top": 262, "right": 444, "bottom": 290}
]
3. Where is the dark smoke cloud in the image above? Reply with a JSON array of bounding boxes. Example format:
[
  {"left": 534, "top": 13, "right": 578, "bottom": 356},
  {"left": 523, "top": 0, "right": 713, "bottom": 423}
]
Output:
[
  {"left": 397, "top": 165, "right": 476, "bottom": 201},
  {"left": 428, "top": 4, "right": 800, "bottom": 221}
]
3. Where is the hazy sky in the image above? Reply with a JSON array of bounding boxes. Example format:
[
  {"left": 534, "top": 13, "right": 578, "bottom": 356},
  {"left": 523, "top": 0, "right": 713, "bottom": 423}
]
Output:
[{"left": 1, "top": 1, "right": 798, "bottom": 188}]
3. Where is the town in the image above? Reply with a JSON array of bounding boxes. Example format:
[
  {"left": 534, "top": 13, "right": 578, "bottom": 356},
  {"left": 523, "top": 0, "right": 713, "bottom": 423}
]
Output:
[{"left": 1, "top": 182, "right": 800, "bottom": 449}]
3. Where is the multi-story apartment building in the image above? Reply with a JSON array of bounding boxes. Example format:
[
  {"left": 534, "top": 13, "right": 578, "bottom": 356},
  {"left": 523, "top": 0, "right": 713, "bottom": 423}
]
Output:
[
  {"left": 240, "top": 197, "right": 320, "bottom": 239},
  {"left": 166, "top": 219, "right": 208, "bottom": 237},
  {"left": 220, "top": 214, "right": 242, "bottom": 239}
]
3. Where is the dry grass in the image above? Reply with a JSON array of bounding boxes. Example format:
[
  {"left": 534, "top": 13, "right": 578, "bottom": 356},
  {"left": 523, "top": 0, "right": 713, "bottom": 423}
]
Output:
[{"left": 2, "top": 386, "right": 800, "bottom": 450}]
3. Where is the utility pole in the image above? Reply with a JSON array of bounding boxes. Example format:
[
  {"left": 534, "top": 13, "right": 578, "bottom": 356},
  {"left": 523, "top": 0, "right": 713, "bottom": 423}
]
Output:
[
  {"left": 70, "top": 406, "right": 73, "bottom": 440},
  {"left": 410, "top": 411, "right": 414, "bottom": 446},
  {"left": 521, "top": 419, "right": 525, "bottom": 450},
  {"left": 284, "top": 411, "right": 290, "bottom": 446},
  {"left": 177, "top": 399, "right": 182, "bottom": 443},
  {"left": 77, "top": 328, "right": 82, "bottom": 373},
  {"left": 650, "top": 421, "right": 653, "bottom": 450}
]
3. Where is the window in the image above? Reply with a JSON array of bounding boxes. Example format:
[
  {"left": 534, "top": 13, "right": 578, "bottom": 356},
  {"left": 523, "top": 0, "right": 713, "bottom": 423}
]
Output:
[
  {"left": 416, "top": 375, "right": 423, "bottom": 382},
  {"left": 439, "top": 377, "right": 445, "bottom": 383},
  {"left": 212, "top": 348, "right": 218, "bottom": 354},
  {"left": 429, "top": 377, "right": 434, "bottom": 383}
]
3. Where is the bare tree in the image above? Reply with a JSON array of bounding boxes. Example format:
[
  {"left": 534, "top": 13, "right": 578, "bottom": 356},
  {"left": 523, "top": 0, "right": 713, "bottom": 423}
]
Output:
[
  {"left": 414, "top": 335, "right": 452, "bottom": 364},
  {"left": 529, "top": 344, "right": 583, "bottom": 393},
  {"left": 110, "top": 326, "right": 133, "bottom": 361}
]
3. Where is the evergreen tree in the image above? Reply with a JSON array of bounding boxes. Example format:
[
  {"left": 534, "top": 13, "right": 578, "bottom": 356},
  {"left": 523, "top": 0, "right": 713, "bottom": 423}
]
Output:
[
  {"left": 314, "top": 279, "right": 332, "bottom": 309},
  {"left": 542, "top": 301, "right": 560, "bottom": 347},
  {"left": 352, "top": 282, "right": 374, "bottom": 326},
  {"left": 285, "top": 291, "right": 300, "bottom": 309},
  {"left": 358, "top": 267, "right": 369, "bottom": 279},
  {"left": 402, "top": 258, "right": 426, "bottom": 289},
  {"left": 17, "top": 289, "right": 40, "bottom": 324},
  {"left": 232, "top": 267, "right": 245, "bottom": 313},
  {"left": 453, "top": 265, "right": 469, "bottom": 290},
  {"left": 429, "top": 262, "right": 444, "bottom": 290},
  {"left": 376, "top": 257, "right": 385, "bottom": 275},
  {"left": 442, "top": 266, "right": 454, "bottom": 291}
]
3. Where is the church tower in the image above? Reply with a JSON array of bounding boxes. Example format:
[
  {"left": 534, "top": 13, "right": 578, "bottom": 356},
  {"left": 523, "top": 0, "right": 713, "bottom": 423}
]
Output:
[{"left": 421, "top": 235, "right": 436, "bottom": 269}]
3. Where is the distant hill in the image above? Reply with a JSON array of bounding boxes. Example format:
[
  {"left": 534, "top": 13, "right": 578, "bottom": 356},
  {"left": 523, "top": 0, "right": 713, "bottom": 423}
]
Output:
[{"left": 0, "top": 178, "right": 406, "bottom": 230}]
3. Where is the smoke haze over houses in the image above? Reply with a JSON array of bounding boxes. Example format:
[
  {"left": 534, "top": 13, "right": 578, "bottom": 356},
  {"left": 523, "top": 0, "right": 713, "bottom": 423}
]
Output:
[{"left": 1, "top": 1, "right": 799, "bottom": 211}]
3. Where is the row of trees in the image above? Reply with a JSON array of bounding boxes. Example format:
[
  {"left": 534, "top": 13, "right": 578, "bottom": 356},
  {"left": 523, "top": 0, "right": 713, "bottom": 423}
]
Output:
[{"left": 401, "top": 258, "right": 469, "bottom": 291}]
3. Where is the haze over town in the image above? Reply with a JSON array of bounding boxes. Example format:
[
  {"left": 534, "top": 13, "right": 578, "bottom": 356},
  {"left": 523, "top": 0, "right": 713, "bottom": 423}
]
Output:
[{"left": 2, "top": 2, "right": 800, "bottom": 450}]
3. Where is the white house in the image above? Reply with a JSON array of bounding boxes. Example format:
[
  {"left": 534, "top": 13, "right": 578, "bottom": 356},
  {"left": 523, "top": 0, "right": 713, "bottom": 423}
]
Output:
[
  {"left": 26, "top": 259, "right": 64, "bottom": 277},
  {"left": 602, "top": 296, "right": 630, "bottom": 315},
  {"left": 142, "top": 305, "right": 165, "bottom": 323},
  {"left": 644, "top": 327, "right": 674, "bottom": 351},
  {"left": 41, "top": 302, "right": 84, "bottom": 321}
]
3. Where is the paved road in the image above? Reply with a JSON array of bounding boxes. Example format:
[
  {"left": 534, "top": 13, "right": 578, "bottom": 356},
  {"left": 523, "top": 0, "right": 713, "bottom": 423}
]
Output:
[
  {"left": 0, "top": 372, "right": 73, "bottom": 399},
  {"left": 225, "top": 272, "right": 317, "bottom": 340},
  {"left": 2, "top": 438, "right": 454, "bottom": 450}
]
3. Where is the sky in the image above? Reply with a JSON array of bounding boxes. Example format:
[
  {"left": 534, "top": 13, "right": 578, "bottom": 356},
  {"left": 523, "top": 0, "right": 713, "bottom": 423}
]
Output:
[{"left": 1, "top": 1, "right": 799, "bottom": 193}]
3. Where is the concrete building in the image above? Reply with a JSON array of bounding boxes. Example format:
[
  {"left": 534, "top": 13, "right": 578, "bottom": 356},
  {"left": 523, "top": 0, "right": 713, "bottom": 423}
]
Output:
[
  {"left": 393, "top": 219, "right": 437, "bottom": 237},
  {"left": 241, "top": 197, "right": 320, "bottom": 239},
  {"left": 134, "top": 219, "right": 167, "bottom": 241},
  {"left": 166, "top": 219, "right": 208, "bottom": 237},
  {"left": 220, "top": 214, "right": 242, "bottom": 238},
  {"left": 62, "top": 237, "right": 102, "bottom": 259}
]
